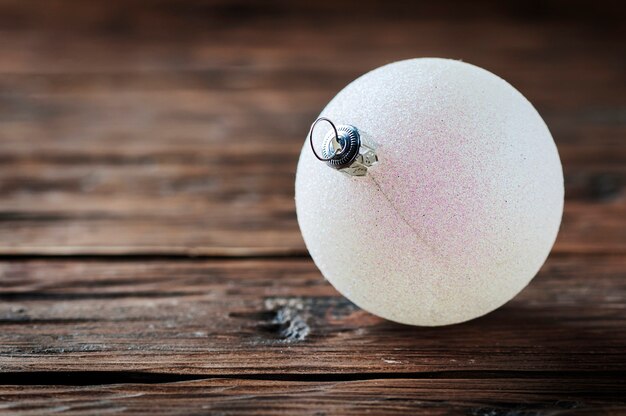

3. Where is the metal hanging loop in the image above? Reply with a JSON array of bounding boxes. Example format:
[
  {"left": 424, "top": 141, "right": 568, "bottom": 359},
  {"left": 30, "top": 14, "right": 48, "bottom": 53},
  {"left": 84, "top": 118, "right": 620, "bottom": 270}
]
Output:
[
  {"left": 307, "top": 117, "right": 378, "bottom": 177},
  {"left": 308, "top": 117, "right": 343, "bottom": 161}
]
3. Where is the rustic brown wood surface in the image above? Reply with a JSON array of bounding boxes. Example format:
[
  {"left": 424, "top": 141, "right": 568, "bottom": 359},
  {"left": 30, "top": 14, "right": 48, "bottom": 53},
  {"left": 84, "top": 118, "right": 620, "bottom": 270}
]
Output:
[{"left": 0, "top": 0, "right": 624, "bottom": 414}]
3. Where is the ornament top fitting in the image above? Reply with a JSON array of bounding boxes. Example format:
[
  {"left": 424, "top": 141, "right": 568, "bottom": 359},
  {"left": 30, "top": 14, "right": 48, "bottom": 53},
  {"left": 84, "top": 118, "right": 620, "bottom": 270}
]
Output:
[{"left": 308, "top": 117, "right": 378, "bottom": 177}]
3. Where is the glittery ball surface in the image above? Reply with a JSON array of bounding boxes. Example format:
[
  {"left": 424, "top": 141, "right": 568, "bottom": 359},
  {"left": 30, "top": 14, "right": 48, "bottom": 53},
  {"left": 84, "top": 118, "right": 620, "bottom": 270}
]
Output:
[{"left": 295, "top": 58, "right": 564, "bottom": 326}]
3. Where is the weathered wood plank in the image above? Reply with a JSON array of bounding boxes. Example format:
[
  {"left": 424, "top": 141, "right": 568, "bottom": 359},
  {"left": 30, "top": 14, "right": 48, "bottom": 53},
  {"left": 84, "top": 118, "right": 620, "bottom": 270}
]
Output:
[
  {"left": 0, "top": 255, "right": 624, "bottom": 375},
  {"left": 0, "top": 377, "right": 624, "bottom": 415}
]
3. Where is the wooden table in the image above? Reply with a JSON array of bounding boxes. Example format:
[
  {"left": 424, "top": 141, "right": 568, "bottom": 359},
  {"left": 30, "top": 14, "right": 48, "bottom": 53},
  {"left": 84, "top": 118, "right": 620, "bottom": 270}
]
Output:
[{"left": 1, "top": 1, "right": 624, "bottom": 414}]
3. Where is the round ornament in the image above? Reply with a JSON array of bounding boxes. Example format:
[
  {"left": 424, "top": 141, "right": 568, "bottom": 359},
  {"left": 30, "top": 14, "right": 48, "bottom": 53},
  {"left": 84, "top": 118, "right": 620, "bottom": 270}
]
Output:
[{"left": 295, "top": 58, "right": 563, "bottom": 326}]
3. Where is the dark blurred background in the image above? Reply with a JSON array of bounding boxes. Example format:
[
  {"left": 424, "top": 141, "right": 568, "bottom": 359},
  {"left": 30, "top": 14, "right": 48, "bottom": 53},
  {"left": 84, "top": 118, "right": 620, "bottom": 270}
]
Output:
[{"left": 0, "top": 0, "right": 624, "bottom": 254}]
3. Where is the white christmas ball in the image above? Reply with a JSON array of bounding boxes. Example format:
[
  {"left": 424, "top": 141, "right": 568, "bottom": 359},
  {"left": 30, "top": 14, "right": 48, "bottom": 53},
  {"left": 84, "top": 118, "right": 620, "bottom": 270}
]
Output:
[{"left": 295, "top": 58, "right": 563, "bottom": 326}]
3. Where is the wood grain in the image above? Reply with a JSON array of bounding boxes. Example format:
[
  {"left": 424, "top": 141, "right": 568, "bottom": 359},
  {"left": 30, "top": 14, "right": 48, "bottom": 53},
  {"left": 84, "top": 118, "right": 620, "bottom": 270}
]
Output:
[
  {"left": 0, "top": 255, "right": 624, "bottom": 375},
  {"left": 0, "top": 0, "right": 624, "bottom": 255},
  {"left": 1, "top": 378, "right": 624, "bottom": 415},
  {"left": 0, "top": 254, "right": 625, "bottom": 413},
  {"left": 0, "top": 0, "right": 624, "bottom": 414}
]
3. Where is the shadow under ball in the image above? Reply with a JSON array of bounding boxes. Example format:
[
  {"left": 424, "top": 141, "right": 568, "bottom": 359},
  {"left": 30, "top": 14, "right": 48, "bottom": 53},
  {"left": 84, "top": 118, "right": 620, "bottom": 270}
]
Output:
[{"left": 295, "top": 58, "right": 563, "bottom": 326}]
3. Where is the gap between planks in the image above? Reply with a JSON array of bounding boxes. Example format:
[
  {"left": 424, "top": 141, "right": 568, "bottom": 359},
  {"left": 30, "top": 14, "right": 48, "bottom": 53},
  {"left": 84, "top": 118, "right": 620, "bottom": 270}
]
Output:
[
  {"left": 0, "top": 249, "right": 623, "bottom": 261},
  {"left": 2, "top": 370, "right": 625, "bottom": 387}
]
